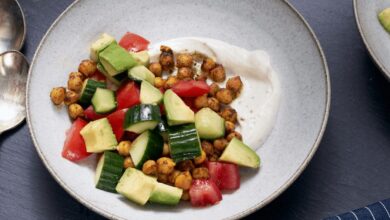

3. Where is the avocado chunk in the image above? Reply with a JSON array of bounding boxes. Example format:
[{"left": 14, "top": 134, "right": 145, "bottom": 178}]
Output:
[
  {"left": 128, "top": 65, "right": 155, "bottom": 84},
  {"left": 80, "top": 118, "right": 118, "bottom": 153},
  {"left": 130, "top": 51, "right": 150, "bottom": 66},
  {"left": 379, "top": 8, "right": 390, "bottom": 33},
  {"left": 195, "top": 107, "right": 225, "bottom": 139},
  {"left": 149, "top": 182, "right": 183, "bottom": 205},
  {"left": 90, "top": 33, "right": 116, "bottom": 61},
  {"left": 219, "top": 137, "right": 260, "bottom": 168},
  {"left": 163, "top": 89, "right": 195, "bottom": 126},
  {"left": 99, "top": 43, "right": 138, "bottom": 76},
  {"left": 140, "top": 81, "right": 163, "bottom": 104}
]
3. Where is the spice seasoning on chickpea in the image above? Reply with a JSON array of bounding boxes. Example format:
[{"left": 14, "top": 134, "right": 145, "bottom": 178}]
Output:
[
  {"left": 215, "top": 88, "right": 234, "bottom": 104},
  {"left": 117, "top": 141, "right": 131, "bottom": 156},
  {"left": 123, "top": 157, "right": 135, "bottom": 169},
  {"left": 226, "top": 76, "right": 243, "bottom": 94},
  {"left": 159, "top": 45, "right": 174, "bottom": 72},
  {"left": 201, "top": 140, "right": 214, "bottom": 156},
  {"left": 207, "top": 97, "right": 220, "bottom": 112},
  {"left": 176, "top": 160, "right": 195, "bottom": 171},
  {"left": 142, "top": 160, "right": 157, "bottom": 175},
  {"left": 176, "top": 53, "right": 193, "bottom": 68},
  {"left": 78, "top": 60, "right": 97, "bottom": 77},
  {"left": 164, "top": 76, "right": 178, "bottom": 89},
  {"left": 195, "top": 73, "right": 208, "bottom": 81},
  {"left": 194, "top": 94, "right": 208, "bottom": 109},
  {"left": 209, "top": 82, "right": 220, "bottom": 97},
  {"left": 149, "top": 62, "right": 162, "bottom": 77},
  {"left": 154, "top": 77, "right": 165, "bottom": 88},
  {"left": 201, "top": 57, "right": 216, "bottom": 72},
  {"left": 64, "top": 90, "right": 79, "bottom": 105},
  {"left": 68, "top": 104, "right": 84, "bottom": 119},
  {"left": 156, "top": 157, "right": 176, "bottom": 175},
  {"left": 174, "top": 171, "right": 192, "bottom": 190},
  {"left": 225, "top": 121, "right": 235, "bottom": 133},
  {"left": 213, "top": 138, "right": 228, "bottom": 151},
  {"left": 50, "top": 87, "right": 66, "bottom": 105},
  {"left": 192, "top": 167, "right": 209, "bottom": 179},
  {"left": 177, "top": 67, "right": 193, "bottom": 80},
  {"left": 220, "top": 107, "right": 238, "bottom": 123},
  {"left": 67, "top": 76, "right": 84, "bottom": 92},
  {"left": 194, "top": 150, "right": 206, "bottom": 165},
  {"left": 227, "top": 131, "right": 242, "bottom": 141},
  {"left": 169, "top": 170, "right": 181, "bottom": 184},
  {"left": 69, "top": 71, "right": 85, "bottom": 80},
  {"left": 209, "top": 65, "right": 226, "bottom": 82},
  {"left": 158, "top": 174, "right": 170, "bottom": 184},
  {"left": 181, "top": 190, "right": 190, "bottom": 201}
]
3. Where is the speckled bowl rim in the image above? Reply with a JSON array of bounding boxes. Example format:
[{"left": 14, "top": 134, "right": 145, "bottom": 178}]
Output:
[
  {"left": 26, "top": 1, "right": 330, "bottom": 219},
  {"left": 353, "top": 0, "right": 390, "bottom": 81}
]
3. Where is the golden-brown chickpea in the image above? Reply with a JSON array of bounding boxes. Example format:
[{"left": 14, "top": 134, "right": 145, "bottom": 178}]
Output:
[
  {"left": 68, "top": 104, "right": 84, "bottom": 119},
  {"left": 158, "top": 174, "right": 170, "bottom": 184},
  {"left": 78, "top": 60, "right": 97, "bottom": 77},
  {"left": 160, "top": 45, "right": 174, "bottom": 72},
  {"left": 220, "top": 107, "right": 237, "bottom": 123},
  {"left": 207, "top": 97, "right": 220, "bottom": 112},
  {"left": 157, "top": 157, "right": 176, "bottom": 175},
  {"left": 195, "top": 73, "right": 208, "bottom": 81},
  {"left": 154, "top": 77, "right": 165, "bottom": 88},
  {"left": 226, "top": 76, "right": 243, "bottom": 94},
  {"left": 194, "top": 94, "right": 208, "bottom": 109},
  {"left": 215, "top": 88, "right": 234, "bottom": 104},
  {"left": 176, "top": 53, "right": 193, "bottom": 68},
  {"left": 181, "top": 190, "right": 190, "bottom": 201},
  {"left": 162, "top": 143, "right": 170, "bottom": 156},
  {"left": 201, "top": 140, "right": 214, "bottom": 156},
  {"left": 201, "top": 58, "right": 216, "bottom": 72},
  {"left": 142, "top": 160, "right": 157, "bottom": 175},
  {"left": 192, "top": 167, "right": 209, "bottom": 179},
  {"left": 169, "top": 170, "right": 181, "bottom": 184},
  {"left": 177, "top": 67, "right": 193, "bottom": 80},
  {"left": 176, "top": 160, "right": 195, "bottom": 171},
  {"left": 69, "top": 71, "right": 85, "bottom": 80},
  {"left": 213, "top": 138, "right": 228, "bottom": 151},
  {"left": 209, "top": 83, "right": 220, "bottom": 97},
  {"left": 227, "top": 131, "right": 242, "bottom": 142},
  {"left": 116, "top": 141, "right": 131, "bottom": 156},
  {"left": 174, "top": 171, "right": 192, "bottom": 190},
  {"left": 164, "top": 76, "right": 178, "bottom": 89},
  {"left": 123, "top": 157, "right": 135, "bottom": 169},
  {"left": 149, "top": 62, "right": 162, "bottom": 77},
  {"left": 210, "top": 65, "right": 226, "bottom": 82},
  {"left": 67, "top": 76, "right": 84, "bottom": 92},
  {"left": 194, "top": 150, "right": 206, "bottom": 165},
  {"left": 64, "top": 90, "right": 79, "bottom": 105},
  {"left": 209, "top": 154, "right": 219, "bottom": 162},
  {"left": 50, "top": 87, "right": 66, "bottom": 105},
  {"left": 225, "top": 121, "right": 235, "bottom": 133}
]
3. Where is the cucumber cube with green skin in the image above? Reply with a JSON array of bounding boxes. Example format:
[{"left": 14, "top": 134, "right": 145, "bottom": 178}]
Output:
[
  {"left": 219, "top": 137, "right": 260, "bottom": 168},
  {"left": 130, "top": 51, "right": 150, "bottom": 66},
  {"left": 195, "top": 107, "right": 225, "bottom": 139},
  {"left": 95, "top": 151, "right": 123, "bottom": 193},
  {"left": 80, "top": 118, "right": 118, "bottom": 153},
  {"left": 99, "top": 43, "right": 138, "bottom": 76},
  {"left": 149, "top": 182, "right": 183, "bottom": 205},
  {"left": 129, "top": 130, "right": 164, "bottom": 169},
  {"left": 90, "top": 33, "right": 116, "bottom": 62},
  {"left": 379, "top": 8, "right": 390, "bottom": 33},
  {"left": 163, "top": 89, "right": 195, "bottom": 126},
  {"left": 140, "top": 81, "right": 163, "bottom": 104},
  {"left": 128, "top": 65, "right": 155, "bottom": 84}
]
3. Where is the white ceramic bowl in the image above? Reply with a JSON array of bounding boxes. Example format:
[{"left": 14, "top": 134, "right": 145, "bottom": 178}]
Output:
[{"left": 26, "top": 0, "right": 330, "bottom": 219}]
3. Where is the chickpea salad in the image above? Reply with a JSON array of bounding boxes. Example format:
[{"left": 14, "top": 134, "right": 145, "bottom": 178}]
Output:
[{"left": 50, "top": 32, "right": 260, "bottom": 207}]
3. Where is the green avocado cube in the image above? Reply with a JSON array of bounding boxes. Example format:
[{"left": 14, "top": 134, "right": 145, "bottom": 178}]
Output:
[
  {"left": 99, "top": 43, "right": 138, "bottom": 76},
  {"left": 379, "top": 8, "right": 390, "bottom": 33}
]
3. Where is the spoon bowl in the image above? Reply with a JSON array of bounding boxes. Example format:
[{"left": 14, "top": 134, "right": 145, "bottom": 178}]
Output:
[
  {"left": 0, "top": 0, "right": 26, "bottom": 53},
  {"left": 0, "top": 50, "right": 29, "bottom": 134}
]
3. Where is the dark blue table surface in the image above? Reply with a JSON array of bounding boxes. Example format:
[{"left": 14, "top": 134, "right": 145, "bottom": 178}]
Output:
[{"left": 1, "top": 0, "right": 390, "bottom": 219}]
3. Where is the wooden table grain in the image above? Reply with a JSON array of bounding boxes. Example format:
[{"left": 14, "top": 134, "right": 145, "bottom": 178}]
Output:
[{"left": 1, "top": 0, "right": 389, "bottom": 219}]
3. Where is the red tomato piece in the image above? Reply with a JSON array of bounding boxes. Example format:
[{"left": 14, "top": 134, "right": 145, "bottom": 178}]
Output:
[
  {"left": 116, "top": 81, "right": 140, "bottom": 110},
  {"left": 62, "top": 118, "right": 91, "bottom": 162},
  {"left": 119, "top": 32, "right": 150, "bottom": 52},
  {"left": 171, "top": 80, "right": 210, "bottom": 97},
  {"left": 122, "top": 131, "right": 139, "bottom": 141},
  {"left": 207, "top": 162, "right": 240, "bottom": 190},
  {"left": 84, "top": 105, "right": 107, "bottom": 121},
  {"left": 107, "top": 108, "right": 128, "bottom": 141},
  {"left": 89, "top": 70, "right": 106, "bottom": 82},
  {"left": 189, "top": 179, "right": 222, "bottom": 207},
  {"left": 181, "top": 97, "right": 198, "bottom": 112}
]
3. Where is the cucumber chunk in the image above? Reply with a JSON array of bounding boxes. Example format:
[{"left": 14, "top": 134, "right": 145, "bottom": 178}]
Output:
[
  {"left": 80, "top": 118, "right": 118, "bottom": 153},
  {"left": 90, "top": 33, "right": 116, "bottom": 62},
  {"left": 128, "top": 65, "right": 155, "bottom": 84},
  {"left": 95, "top": 151, "right": 124, "bottom": 193},
  {"left": 163, "top": 89, "right": 194, "bottom": 126},
  {"left": 149, "top": 182, "right": 183, "bottom": 205},
  {"left": 124, "top": 104, "right": 161, "bottom": 133},
  {"left": 79, "top": 79, "right": 106, "bottom": 105},
  {"left": 92, "top": 88, "right": 117, "bottom": 114},
  {"left": 97, "top": 63, "right": 121, "bottom": 85},
  {"left": 130, "top": 51, "right": 150, "bottom": 66},
  {"left": 195, "top": 107, "right": 225, "bottom": 139},
  {"left": 129, "top": 130, "right": 164, "bottom": 169},
  {"left": 219, "top": 137, "right": 260, "bottom": 168},
  {"left": 168, "top": 123, "right": 201, "bottom": 162},
  {"left": 99, "top": 43, "right": 138, "bottom": 76},
  {"left": 140, "top": 81, "right": 163, "bottom": 104}
]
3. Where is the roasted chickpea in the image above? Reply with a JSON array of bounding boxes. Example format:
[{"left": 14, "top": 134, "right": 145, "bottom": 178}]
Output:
[
  {"left": 213, "top": 138, "right": 228, "bottom": 151},
  {"left": 160, "top": 45, "right": 174, "bottom": 72},
  {"left": 117, "top": 141, "right": 131, "bottom": 156},
  {"left": 174, "top": 171, "right": 192, "bottom": 190},
  {"left": 69, "top": 71, "right": 85, "bottom": 80},
  {"left": 78, "top": 60, "right": 97, "bottom": 77},
  {"left": 225, "top": 121, "right": 235, "bottom": 133},
  {"left": 123, "top": 157, "right": 135, "bottom": 169},
  {"left": 209, "top": 83, "right": 220, "bottom": 97},
  {"left": 50, "top": 87, "right": 66, "bottom": 105},
  {"left": 176, "top": 53, "right": 193, "bottom": 68},
  {"left": 149, "top": 62, "right": 162, "bottom": 77},
  {"left": 226, "top": 76, "right": 243, "bottom": 94},
  {"left": 209, "top": 154, "right": 219, "bottom": 162},
  {"left": 220, "top": 107, "right": 237, "bottom": 123},
  {"left": 215, "top": 88, "right": 234, "bottom": 104},
  {"left": 210, "top": 65, "right": 226, "bottom": 82},
  {"left": 201, "top": 58, "right": 216, "bottom": 72},
  {"left": 207, "top": 97, "right": 220, "bottom": 112},
  {"left": 164, "top": 76, "right": 178, "bottom": 89},
  {"left": 157, "top": 157, "right": 176, "bottom": 175},
  {"left": 194, "top": 150, "right": 206, "bottom": 165},
  {"left": 67, "top": 76, "right": 84, "bottom": 92},
  {"left": 181, "top": 190, "right": 190, "bottom": 201},
  {"left": 169, "top": 170, "right": 181, "bottom": 184},
  {"left": 68, "top": 104, "right": 84, "bottom": 119},
  {"left": 192, "top": 167, "right": 209, "bottom": 179},
  {"left": 177, "top": 67, "right": 193, "bottom": 80},
  {"left": 154, "top": 77, "right": 165, "bottom": 88},
  {"left": 195, "top": 73, "right": 208, "bottom": 81},
  {"left": 176, "top": 160, "right": 195, "bottom": 171},
  {"left": 201, "top": 141, "right": 214, "bottom": 156},
  {"left": 227, "top": 131, "right": 242, "bottom": 142},
  {"left": 142, "top": 160, "right": 157, "bottom": 175},
  {"left": 194, "top": 94, "right": 208, "bottom": 109},
  {"left": 158, "top": 173, "right": 170, "bottom": 184},
  {"left": 162, "top": 143, "right": 170, "bottom": 156},
  {"left": 64, "top": 90, "right": 79, "bottom": 105}
]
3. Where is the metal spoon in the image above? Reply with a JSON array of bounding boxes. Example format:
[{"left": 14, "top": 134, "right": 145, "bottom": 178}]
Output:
[
  {"left": 0, "top": 0, "right": 26, "bottom": 53},
  {"left": 0, "top": 51, "right": 28, "bottom": 134}
]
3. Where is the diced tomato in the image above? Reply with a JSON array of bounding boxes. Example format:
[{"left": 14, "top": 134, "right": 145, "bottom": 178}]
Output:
[
  {"left": 116, "top": 80, "right": 140, "bottom": 110},
  {"left": 207, "top": 162, "right": 240, "bottom": 190},
  {"left": 62, "top": 118, "right": 91, "bottom": 162},
  {"left": 89, "top": 70, "right": 106, "bottom": 82},
  {"left": 84, "top": 106, "right": 107, "bottom": 121},
  {"left": 122, "top": 131, "right": 139, "bottom": 141},
  {"left": 189, "top": 179, "right": 222, "bottom": 206},
  {"left": 182, "top": 97, "right": 198, "bottom": 112},
  {"left": 171, "top": 80, "right": 210, "bottom": 97},
  {"left": 119, "top": 32, "right": 150, "bottom": 52},
  {"left": 107, "top": 108, "right": 128, "bottom": 141}
]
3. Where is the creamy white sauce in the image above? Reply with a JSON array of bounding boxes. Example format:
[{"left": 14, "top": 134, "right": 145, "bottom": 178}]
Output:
[{"left": 148, "top": 38, "right": 281, "bottom": 150}]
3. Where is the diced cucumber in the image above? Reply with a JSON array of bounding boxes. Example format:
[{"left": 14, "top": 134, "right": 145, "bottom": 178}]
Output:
[
  {"left": 130, "top": 51, "right": 150, "bottom": 66},
  {"left": 92, "top": 88, "right": 117, "bottom": 114},
  {"left": 90, "top": 33, "right": 116, "bottom": 62},
  {"left": 219, "top": 138, "right": 260, "bottom": 168},
  {"left": 140, "top": 81, "right": 163, "bottom": 104},
  {"left": 99, "top": 43, "right": 138, "bottom": 76},
  {"left": 163, "top": 89, "right": 195, "bottom": 126},
  {"left": 154, "top": 116, "right": 169, "bottom": 141},
  {"left": 149, "top": 182, "right": 183, "bottom": 205},
  {"left": 116, "top": 168, "right": 157, "bottom": 205},
  {"left": 124, "top": 104, "right": 161, "bottom": 133},
  {"left": 129, "top": 130, "right": 164, "bottom": 169},
  {"left": 79, "top": 79, "right": 106, "bottom": 105},
  {"left": 128, "top": 65, "right": 155, "bottom": 84},
  {"left": 80, "top": 118, "right": 118, "bottom": 153},
  {"left": 95, "top": 151, "right": 124, "bottom": 193},
  {"left": 97, "top": 63, "right": 121, "bottom": 85},
  {"left": 195, "top": 107, "right": 225, "bottom": 139},
  {"left": 168, "top": 123, "right": 201, "bottom": 162}
]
